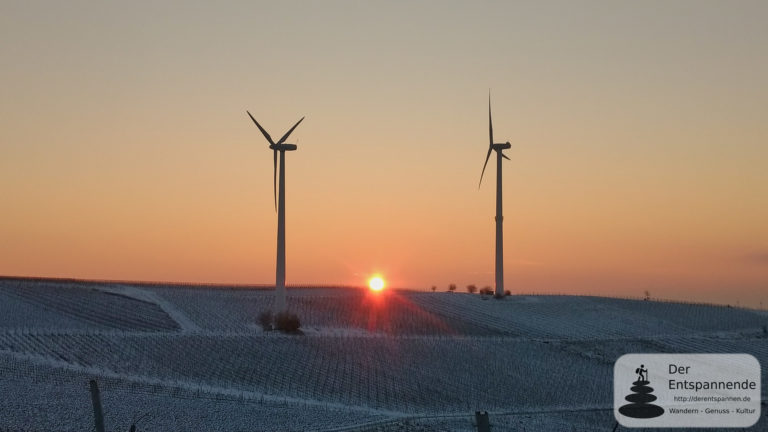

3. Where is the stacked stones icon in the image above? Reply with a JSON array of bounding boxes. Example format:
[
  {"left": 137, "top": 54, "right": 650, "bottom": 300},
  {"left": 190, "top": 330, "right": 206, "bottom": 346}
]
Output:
[{"left": 619, "top": 364, "right": 665, "bottom": 419}]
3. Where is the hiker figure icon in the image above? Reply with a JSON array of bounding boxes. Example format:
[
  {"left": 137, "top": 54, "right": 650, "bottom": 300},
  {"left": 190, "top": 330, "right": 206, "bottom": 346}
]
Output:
[{"left": 635, "top": 364, "right": 648, "bottom": 382}]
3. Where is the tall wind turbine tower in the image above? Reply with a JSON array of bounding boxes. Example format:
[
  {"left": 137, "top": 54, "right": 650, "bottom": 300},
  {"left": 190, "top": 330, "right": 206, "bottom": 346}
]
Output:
[
  {"left": 247, "top": 111, "right": 304, "bottom": 313},
  {"left": 478, "top": 93, "right": 511, "bottom": 298}
]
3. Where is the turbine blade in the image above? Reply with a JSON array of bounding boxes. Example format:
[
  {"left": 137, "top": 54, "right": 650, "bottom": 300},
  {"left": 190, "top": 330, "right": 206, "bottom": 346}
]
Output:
[
  {"left": 488, "top": 92, "right": 494, "bottom": 146},
  {"left": 247, "top": 111, "right": 275, "bottom": 146},
  {"left": 479, "top": 147, "right": 493, "bottom": 188},
  {"left": 276, "top": 116, "right": 305, "bottom": 145},
  {"left": 502, "top": 153, "right": 510, "bottom": 161},
  {"left": 273, "top": 150, "right": 278, "bottom": 211}
]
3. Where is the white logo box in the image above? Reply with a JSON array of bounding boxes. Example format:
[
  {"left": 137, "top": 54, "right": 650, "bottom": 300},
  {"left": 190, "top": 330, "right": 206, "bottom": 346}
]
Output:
[{"left": 614, "top": 354, "right": 761, "bottom": 428}]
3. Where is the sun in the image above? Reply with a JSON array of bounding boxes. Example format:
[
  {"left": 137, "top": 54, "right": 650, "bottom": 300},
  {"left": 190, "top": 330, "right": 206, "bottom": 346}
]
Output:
[{"left": 368, "top": 275, "right": 385, "bottom": 292}]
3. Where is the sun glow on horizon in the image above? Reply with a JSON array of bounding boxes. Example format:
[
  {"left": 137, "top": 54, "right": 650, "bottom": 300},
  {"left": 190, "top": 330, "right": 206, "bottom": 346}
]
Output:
[{"left": 368, "top": 275, "right": 385, "bottom": 292}]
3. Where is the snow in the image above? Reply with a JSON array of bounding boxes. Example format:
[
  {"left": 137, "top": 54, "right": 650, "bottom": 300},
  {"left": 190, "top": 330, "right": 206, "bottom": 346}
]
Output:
[
  {"left": 106, "top": 284, "right": 202, "bottom": 332},
  {"left": 1, "top": 279, "right": 766, "bottom": 431},
  {"left": 0, "top": 280, "right": 178, "bottom": 331}
]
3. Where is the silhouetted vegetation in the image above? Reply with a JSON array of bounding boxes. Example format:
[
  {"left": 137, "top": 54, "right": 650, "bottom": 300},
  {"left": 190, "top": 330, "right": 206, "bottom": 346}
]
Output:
[
  {"left": 644, "top": 290, "right": 651, "bottom": 301},
  {"left": 448, "top": 284, "right": 456, "bottom": 293},
  {"left": 479, "top": 286, "right": 493, "bottom": 296},
  {"left": 258, "top": 310, "right": 273, "bottom": 331},
  {"left": 505, "top": 290, "right": 511, "bottom": 296},
  {"left": 466, "top": 285, "right": 477, "bottom": 294},
  {"left": 431, "top": 286, "right": 436, "bottom": 292},
  {"left": 258, "top": 310, "right": 301, "bottom": 333},
  {"left": 275, "top": 311, "right": 301, "bottom": 333}
]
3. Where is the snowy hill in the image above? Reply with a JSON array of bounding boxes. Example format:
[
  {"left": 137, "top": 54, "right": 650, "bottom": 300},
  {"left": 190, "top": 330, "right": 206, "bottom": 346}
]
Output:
[{"left": 0, "top": 279, "right": 765, "bottom": 431}]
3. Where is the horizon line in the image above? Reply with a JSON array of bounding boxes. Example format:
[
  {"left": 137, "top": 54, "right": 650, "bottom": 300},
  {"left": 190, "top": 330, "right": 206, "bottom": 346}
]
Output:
[{"left": 0, "top": 274, "right": 760, "bottom": 311}]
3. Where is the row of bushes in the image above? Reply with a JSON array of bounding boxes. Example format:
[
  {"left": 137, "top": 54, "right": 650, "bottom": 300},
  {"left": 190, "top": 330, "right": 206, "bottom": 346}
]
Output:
[{"left": 431, "top": 284, "right": 511, "bottom": 296}]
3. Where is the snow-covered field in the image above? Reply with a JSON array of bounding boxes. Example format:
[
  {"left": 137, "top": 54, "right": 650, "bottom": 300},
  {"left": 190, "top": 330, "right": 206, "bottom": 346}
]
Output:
[{"left": 0, "top": 279, "right": 765, "bottom": 431}]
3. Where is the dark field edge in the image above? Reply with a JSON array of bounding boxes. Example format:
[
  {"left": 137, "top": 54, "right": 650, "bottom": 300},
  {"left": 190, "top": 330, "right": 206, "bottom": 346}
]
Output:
[{"left": 0, "top": 275, "right": 362, "bottom": 291}]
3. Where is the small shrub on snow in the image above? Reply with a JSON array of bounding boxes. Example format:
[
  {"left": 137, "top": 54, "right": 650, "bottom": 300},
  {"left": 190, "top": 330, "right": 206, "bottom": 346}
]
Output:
[{"left": 275, "top": 312, "right": 301, "bottom": 333}]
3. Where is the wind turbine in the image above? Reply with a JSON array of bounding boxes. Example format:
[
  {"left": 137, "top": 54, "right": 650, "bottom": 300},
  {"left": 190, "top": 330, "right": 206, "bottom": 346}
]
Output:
[
  {"left": 478, "top": 93, "right": 511, "bottom": 298},
  {"left": 247, "top": 111, "right": 304, "bottom": 313}
]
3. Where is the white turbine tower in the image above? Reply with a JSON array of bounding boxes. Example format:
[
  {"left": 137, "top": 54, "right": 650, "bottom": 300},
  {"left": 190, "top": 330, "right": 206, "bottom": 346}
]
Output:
[
  {"left": 247, "top": 111, "right": 304, "bottom": 313},
  {"left": 478, "top": 93, "right": 512, "bottom": 298}
]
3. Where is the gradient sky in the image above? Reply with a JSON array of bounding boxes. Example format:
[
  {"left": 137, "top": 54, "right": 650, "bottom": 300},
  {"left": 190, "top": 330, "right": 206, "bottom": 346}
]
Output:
[{"left": 1, "top": 1, "right": 766, "bottom": 307}]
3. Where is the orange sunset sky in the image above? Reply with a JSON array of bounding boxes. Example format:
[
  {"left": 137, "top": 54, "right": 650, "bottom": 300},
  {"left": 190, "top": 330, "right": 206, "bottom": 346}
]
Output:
[{"left": 1, "top": 1, "right": 766, "bottom": 307}]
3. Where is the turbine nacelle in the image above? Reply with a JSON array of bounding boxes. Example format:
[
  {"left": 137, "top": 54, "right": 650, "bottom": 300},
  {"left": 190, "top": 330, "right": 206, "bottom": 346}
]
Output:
[
  {"left": 491, "top": 142, "right": 511, "bottom": 150},
  {"left": 269, "top": 143, "right": 298, "bottom": 151}
]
